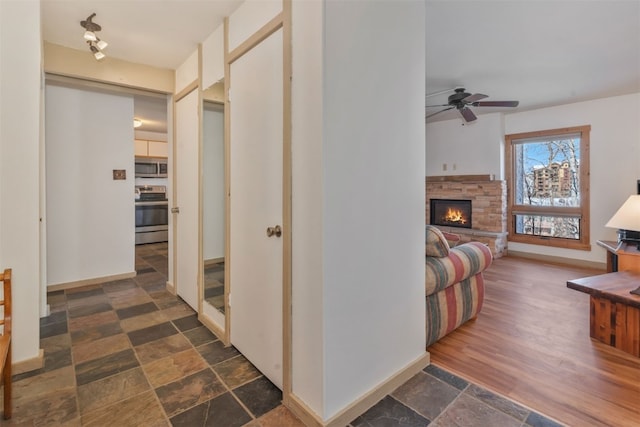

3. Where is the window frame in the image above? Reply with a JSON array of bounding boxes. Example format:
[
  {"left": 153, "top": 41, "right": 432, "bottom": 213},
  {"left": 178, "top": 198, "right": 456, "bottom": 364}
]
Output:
[{"left": 505, "top": 125, "right": 591, "bottom": 250}]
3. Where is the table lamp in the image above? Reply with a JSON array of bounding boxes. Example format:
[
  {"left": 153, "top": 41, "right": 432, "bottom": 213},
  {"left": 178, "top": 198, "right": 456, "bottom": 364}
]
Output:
[
  {"left": 605, "top": 195, "right": 640, "bottom": 250},
  {"left": 605, "top": 195, "right": 640, "bottom": 296}
]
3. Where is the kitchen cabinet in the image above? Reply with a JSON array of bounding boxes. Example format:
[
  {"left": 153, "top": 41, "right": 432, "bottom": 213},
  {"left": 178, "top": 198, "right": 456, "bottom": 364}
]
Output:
[{"left": 135, "top": 139, "right": 168, "bottom": 158}]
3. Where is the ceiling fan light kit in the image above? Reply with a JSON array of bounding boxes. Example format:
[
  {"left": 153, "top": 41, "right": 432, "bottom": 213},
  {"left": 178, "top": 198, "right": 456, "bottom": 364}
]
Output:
[
  {"left": 80, "top": 13, "right": 108, "bottom": 61},
  {"left": 425, "top": 88, "right": 519, "bottom": 123}
]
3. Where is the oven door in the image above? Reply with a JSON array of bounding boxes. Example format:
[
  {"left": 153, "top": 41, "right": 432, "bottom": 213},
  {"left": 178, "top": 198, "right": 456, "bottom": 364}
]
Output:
[{"left": 135, "top": 201, "right": 168, "bottom": 231}]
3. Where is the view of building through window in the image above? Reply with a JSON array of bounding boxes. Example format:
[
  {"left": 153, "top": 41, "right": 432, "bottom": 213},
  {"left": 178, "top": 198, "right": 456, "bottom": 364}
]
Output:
[{"left": 505, "top": 125, "right": 590, "bottom": 250}]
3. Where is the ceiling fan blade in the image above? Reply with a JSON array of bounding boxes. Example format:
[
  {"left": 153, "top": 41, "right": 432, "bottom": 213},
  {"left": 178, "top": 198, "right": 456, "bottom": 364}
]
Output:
[
  {"left": 472, "top": 100, "right": 519, "bottom": 107},
  {"left": 425, "top": 106, "right": 455, "bottom": 119},
  {"left": 459, "top": 107, "right": 477, "bottom": 122},
  {"left": 461, "top": 93, "right": 488, "bottom": 103},
  {"left": 426, "top": 88, "right": 457, "bottom": 98},
  {"left": 425, "top": 104, "right": 451, "bottom": 108}
]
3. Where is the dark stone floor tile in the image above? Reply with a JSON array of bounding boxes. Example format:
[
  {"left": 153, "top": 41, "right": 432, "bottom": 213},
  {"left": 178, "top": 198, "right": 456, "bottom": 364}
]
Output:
[
  {"left": 116, "top": 301, "right": 159, "bottom": 320},
  {"left": 44, "top": 347, "right": 73, "bottom": 372},
  {"left": 75, "top": 348, "right": 139, "bottom": 386},
  {"left": 65, "top": 287, "right": 104, "bottom": 300},
  {"left": 392, "top": 371, "right": 458, "bottom": 420},
  {"left": 136, "top": 267, "right": 156, "bottom": 275},
  {"left": 11, "top": 385, "right": 78, "bottom": 425},
  {"left": 526, "top": 411, "right": 564, "bottom": 427},
  {"left": 128, "top": 321, "right": 178, "bottom": 346},
  {"left": 352, "top": 396, "right": 429, "bottom": 427},
  {"left": 183, "top": 326, "right": 217, "bottom": 347},
  {"left": 434, "top": 393, "right": 521, "bottom": 427},
  {"left": 40, "top": 310, "right": 67, "bottom": 327},
  {"left": 70, "top": 321, "right": 123, "bottom": 345},
  {"left": 80, "top": 389, "right": 166, "bottom": 426},
  {"left": 170, "top": 392, "right": 252, "bottom": 427},
  {"left": 196, "top": 341, "right": 240, "bottom": 366},
  {"left": 155, "top": 368, "right": 226, "bottom": 418},
  {"left": 466, "top": 384, "right": 529, "bottom": 421},
  {"left": 172, "top": 314, "right": 202, "bottom": 332},
  {"left": 68, "top": 301, "right": 113, "bottom": 319},
  {"left": 425, "top": 364, "right": 469, "bottom": 390},
  {"left": 213, "top": 355, "right": 261, "bottom": 389},
  {"left": 234, "top": 376, "right": 282, "bottom": 418},
  {"left": 40, "top": 321, "right": 68, "bottom": 339}
]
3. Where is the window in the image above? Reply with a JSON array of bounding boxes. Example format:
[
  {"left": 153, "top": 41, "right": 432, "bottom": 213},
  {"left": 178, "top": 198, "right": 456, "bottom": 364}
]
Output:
[{"left": 505, "top": 125, "right": 590, "bottom": 250}]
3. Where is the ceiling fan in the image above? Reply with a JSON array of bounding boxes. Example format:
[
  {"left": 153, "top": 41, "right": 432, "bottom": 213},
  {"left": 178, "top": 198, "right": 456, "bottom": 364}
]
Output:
[{"left": 425, "top": 88, "right": 519, "bottom": 122}]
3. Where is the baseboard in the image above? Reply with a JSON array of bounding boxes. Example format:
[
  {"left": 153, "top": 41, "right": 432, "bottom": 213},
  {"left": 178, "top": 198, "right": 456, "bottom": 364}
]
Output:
[
  {"left": 285, "top": 351, "right": 431, "bottom": 427},
  {"left": 47, "top": 271, "right": 137, "bottom": 292},
  {"left": 198, "top": 313, "right": 226, "bottom": 344},
  {"left": 14, "top": 348, "right": 44, "bottom": 375},
  {"left": 165, "top": 281, "right": 175, "bottom": 294},
  {"left": 507, "top": 251, "right": 607, "bottom": 271}
]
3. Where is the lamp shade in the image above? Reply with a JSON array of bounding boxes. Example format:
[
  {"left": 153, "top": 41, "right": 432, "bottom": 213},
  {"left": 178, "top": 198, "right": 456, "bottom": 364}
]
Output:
[{"left": 605, "top": 195, "right": 640, "bottom": 232}]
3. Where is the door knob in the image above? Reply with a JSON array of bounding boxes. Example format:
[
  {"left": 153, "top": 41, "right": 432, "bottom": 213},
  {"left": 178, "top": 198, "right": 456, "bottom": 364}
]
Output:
[{"left": 266, "top": 225, "right": 282, "bottom": 238}]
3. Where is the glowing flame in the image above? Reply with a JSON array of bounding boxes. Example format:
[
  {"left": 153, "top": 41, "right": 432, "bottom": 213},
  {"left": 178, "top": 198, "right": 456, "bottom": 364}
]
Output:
[{"left": 444, "top": 208, "right": 467, "bottom": 224}]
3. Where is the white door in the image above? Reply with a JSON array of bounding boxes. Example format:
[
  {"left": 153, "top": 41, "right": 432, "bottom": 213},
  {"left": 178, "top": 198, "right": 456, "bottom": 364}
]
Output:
[
  {"left": 175, "top": 89, "right": 200, "bottom": 311},
  {"left": 230, "top": 29, "right": 283, "bottom": 389}
]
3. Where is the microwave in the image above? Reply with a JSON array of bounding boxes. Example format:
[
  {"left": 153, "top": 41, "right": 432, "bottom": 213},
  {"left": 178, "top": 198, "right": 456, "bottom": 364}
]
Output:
[{"left": 135, "top": 158, "right": 168, "bottom": 178}]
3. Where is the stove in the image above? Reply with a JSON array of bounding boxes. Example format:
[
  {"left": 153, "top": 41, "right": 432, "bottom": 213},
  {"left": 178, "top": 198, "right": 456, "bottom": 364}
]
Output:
[{"left": 135, "top": 185, "right": 168, "bottom": 244}]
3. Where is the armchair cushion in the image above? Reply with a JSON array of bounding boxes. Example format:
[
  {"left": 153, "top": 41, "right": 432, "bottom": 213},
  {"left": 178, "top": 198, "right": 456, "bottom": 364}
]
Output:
[
  {"left": 425, "top": 225, "right": 450, "bottom": 257},
  {"left": 425, "top": 242, "right": 492, "bottom": 295}
]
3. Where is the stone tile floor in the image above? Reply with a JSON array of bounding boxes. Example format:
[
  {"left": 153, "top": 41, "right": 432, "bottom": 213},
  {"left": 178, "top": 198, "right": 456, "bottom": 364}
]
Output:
[{"left": 0, "top": 243, "right": 563, "bottom": 426}]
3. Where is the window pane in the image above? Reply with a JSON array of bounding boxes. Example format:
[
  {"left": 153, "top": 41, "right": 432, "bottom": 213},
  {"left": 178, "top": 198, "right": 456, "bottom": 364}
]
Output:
[
  {"left": 514, "top": 215, "right": 580, "bottom": 240},
  {"left": 513, "top": 138, "right": 580, "bottom": 207}
]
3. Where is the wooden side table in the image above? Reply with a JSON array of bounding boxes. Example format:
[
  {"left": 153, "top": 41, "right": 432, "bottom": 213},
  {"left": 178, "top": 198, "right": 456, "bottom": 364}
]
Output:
[
  {"left": 597, "top": 240, "right": 640, "bottom": 273},
  {"left": 567, "top": 271, "right": 640, "bottom": 357}
]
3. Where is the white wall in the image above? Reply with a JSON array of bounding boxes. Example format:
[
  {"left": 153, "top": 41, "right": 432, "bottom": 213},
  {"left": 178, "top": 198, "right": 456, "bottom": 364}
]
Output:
[
  {"left": 202, "top": 25, "right": 225, "bottom": 88},
  {"left": 0, "top": 0, "right": 42, "bottom": 363},
  {"left": 203, "top": 106, "right": 225, "bottom": 260},
  {"left": 45, "top": 84, "right": 135, "bottom": 285},
  {"left": 228, "top": 0, "right": 281, "bottom": 51},
  {"left": 175, "top": 50, "right": 199, "bottom": 94},
  {"left": 321, "top": 0, "right": 426, "bottom": 418},
  {"left": 426, "top": 112, "right": 505, "bottom": 179},
  {"left": 505, "top": 93, "right": 640, "bottom": 263},
  {"left": 291, "top": 0, "right": 325, "bottom": 414}
]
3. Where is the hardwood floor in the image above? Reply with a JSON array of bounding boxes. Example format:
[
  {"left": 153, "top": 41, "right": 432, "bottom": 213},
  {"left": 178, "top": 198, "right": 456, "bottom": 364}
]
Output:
[{"left": 428, "top": 255, "right": 640, "bottom": 427}]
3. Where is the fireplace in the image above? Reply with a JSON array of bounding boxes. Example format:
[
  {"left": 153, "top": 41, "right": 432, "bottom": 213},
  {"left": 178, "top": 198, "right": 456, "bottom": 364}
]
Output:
[{"left": 430, "top": 199, "right": 472, "bottom": 229}]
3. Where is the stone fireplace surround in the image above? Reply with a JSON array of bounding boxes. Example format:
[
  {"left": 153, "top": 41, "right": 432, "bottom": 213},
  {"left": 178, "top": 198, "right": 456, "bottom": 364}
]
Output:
[{"left": 426, "top": 175, "right": 508, "bottom": 258}]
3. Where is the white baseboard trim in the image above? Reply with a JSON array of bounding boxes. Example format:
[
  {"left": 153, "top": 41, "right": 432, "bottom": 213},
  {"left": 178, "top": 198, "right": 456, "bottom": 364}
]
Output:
[
  {"left": 285, "top": 351, "right": 431, "bottom": 427},
  {"left": 14, "top": 348, "right": 44, "bottom": 375},
  {"left": 165, "top": 281, "right": 175, "bottom": 294},
  {"left": 47, "top": 271, "right": 137, "bottom": 292}
]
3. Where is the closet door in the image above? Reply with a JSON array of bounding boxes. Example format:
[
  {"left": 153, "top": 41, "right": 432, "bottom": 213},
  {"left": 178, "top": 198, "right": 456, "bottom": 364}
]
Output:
[
  {"left": 174, "top": 89, "right": 200, "bottom": 311},
  {"left": 230, "top": 29, "right": 283, "bottom": 388}
]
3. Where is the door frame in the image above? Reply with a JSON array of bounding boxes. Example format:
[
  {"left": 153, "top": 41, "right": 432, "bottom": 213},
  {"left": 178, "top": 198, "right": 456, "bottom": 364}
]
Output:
[{"left": 224, "top": 0, "right": 292, "bottom": 399}]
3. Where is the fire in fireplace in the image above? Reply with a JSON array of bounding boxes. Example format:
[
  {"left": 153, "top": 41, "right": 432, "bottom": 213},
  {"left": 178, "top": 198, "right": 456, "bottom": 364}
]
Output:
[{"left": 430, "top": 199, "right": 472, "bottom": 229}]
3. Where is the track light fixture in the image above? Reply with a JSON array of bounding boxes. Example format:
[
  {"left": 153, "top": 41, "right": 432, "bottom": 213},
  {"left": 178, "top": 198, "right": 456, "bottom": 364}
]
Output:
[{"left": 80, "top": 13, "right": 108, "bottom": 60}]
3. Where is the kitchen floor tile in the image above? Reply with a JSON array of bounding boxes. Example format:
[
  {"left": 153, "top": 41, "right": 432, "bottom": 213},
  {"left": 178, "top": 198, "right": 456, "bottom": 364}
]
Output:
[
  {"left": 127, "top": 321, "right": 178, "bottom": 346},
  {"left": 234, "top": 376, "right": 282, "bottom": 418},
  {"left": 77, "top": 367, "right": 150, "bottom": 414},
  {"left": 170, "top": 392, "right": 252, "bottom": 427},
  {"left": 154, "top": 368, "right": 226, "bottom": 418},
  {"left": 75, "top": 348, "right": 140, "bottom": 386}
]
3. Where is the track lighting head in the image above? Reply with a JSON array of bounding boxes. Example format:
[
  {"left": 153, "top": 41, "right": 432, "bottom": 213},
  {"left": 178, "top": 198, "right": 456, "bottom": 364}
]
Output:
[
  {"left": 89, "top": 43, "right": 105, "bottom": 60},
  {"left": 96, "top": 39, "right": 108, "bottom": 50}
]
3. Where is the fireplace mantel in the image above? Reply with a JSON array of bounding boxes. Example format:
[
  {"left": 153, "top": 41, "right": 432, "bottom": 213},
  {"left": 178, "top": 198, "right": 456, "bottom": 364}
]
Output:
[{"left": 426, "top": 177, "right": 508, "bottom": 257}]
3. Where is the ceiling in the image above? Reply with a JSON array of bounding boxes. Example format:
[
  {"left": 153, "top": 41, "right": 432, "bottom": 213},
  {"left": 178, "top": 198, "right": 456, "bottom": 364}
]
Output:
[
  {"left": 425, "top": 0, "right": 640, "bottom": 122},
  {"left": 40, "top": 1, "right": 640, "bottom": 129}
]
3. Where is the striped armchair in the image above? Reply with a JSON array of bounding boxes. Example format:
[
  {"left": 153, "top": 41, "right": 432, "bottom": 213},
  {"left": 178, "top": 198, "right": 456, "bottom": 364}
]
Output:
[{"left": 425, "top": 225, "right": 493, "bottom": 347}]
